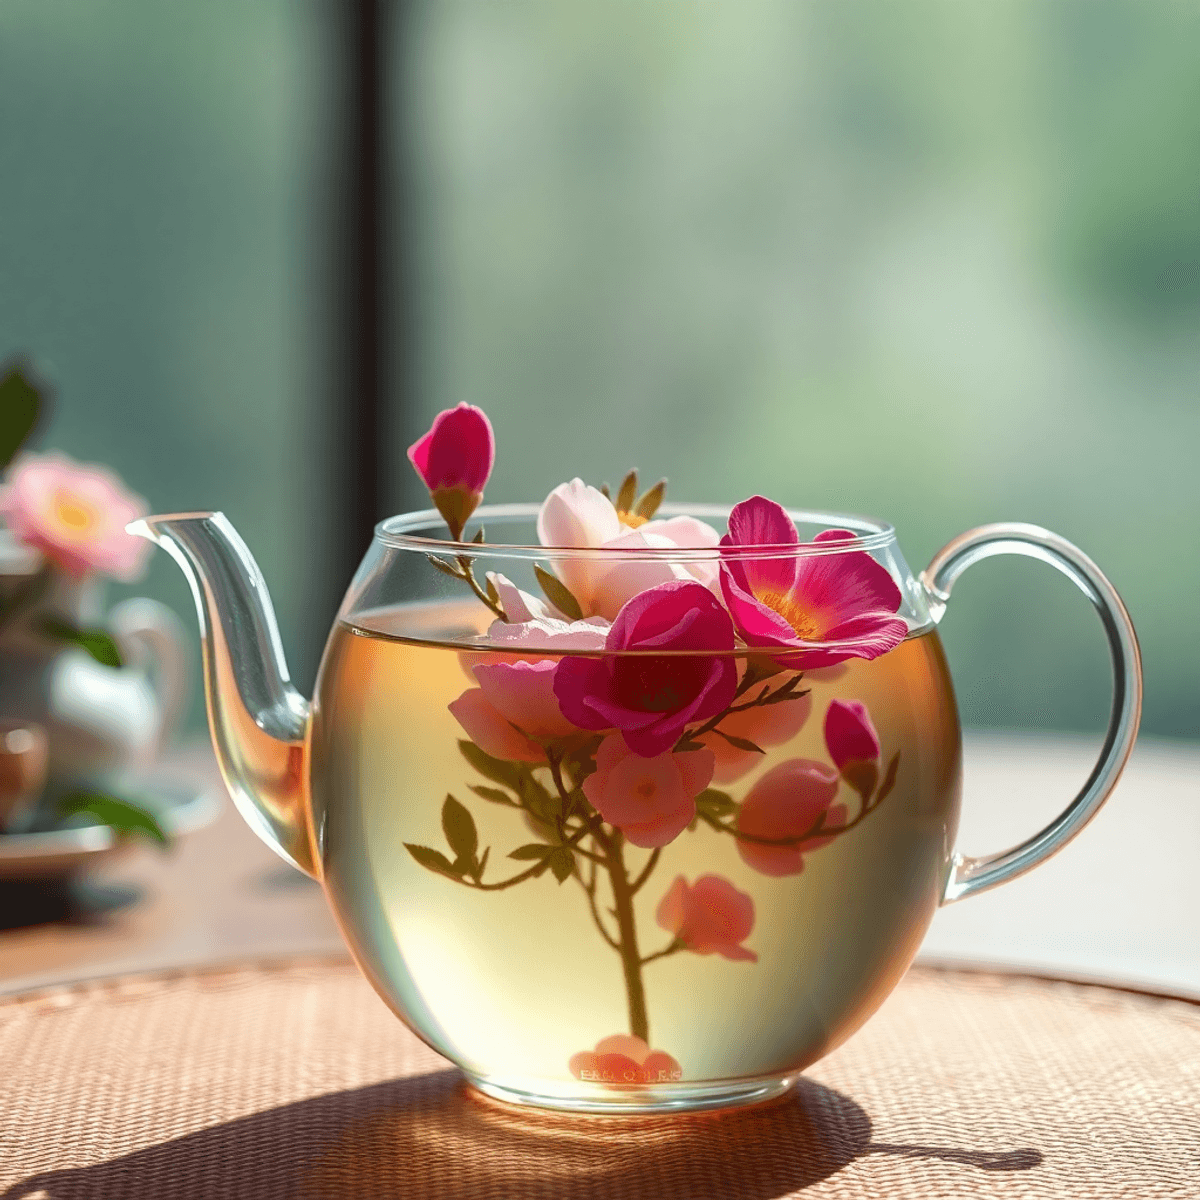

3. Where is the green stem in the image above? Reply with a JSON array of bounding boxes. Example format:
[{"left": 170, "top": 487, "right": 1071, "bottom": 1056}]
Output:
[
  {"left": 455, "top": 554, "right": 507, "bottom": 621},
  {"left": 605, "top": 834, "right": 649, "bottom": 1043}
]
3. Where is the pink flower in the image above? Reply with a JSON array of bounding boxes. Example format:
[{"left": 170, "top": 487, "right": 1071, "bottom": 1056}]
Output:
[
  {"left": 823, "top": 699, "right": 880, "bottom": 769},
  {"left": 407, "top": 404, "right": 494, "bottom": 540},
  {"left": 700, "top": 673, "right": 812, "bottom": 784},
  {"left": 569, "top": 1035, "right": 682, "bottom": 1086},
  {"left": 719, "top": 496, "right": 906, "bottom": 669},
  {"left": 582, "top": 734, "right": 714, "bottom": 848},
  {"left": 824, "top": 698, "right": 882, "bottom": 801},
  {"left": 449, "top": 658, "right": 578, "bottom": 762},
  {"left": 1, "top": 453, "right": 149, "bottom": 580},
  {"left": 735, "top": 758, "right": 847, "bottom": 877},
  {"left": 537, "top": 481, "right": 721, "bottom": 618},
  {"left": 656, "top": 875, "right": 758, "bottom": 962},
  {"left": 537, "top": 479, "right": 622, "bottom": 611},
  {"left": 553, "top": 580, "right": 738, "bottom": 757}
]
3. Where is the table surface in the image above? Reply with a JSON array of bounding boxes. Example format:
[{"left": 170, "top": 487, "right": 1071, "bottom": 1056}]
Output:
[{"left": 2, "top": 732, "right": 1197, "bottom": 999}]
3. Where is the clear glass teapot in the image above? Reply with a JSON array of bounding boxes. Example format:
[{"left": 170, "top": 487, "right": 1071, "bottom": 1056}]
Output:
[{"left": 129, "top": 504, "right": 1140, "bottom": 1113}]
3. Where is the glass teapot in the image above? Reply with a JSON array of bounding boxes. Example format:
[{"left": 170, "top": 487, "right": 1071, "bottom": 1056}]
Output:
[{"left": 129, "top": 504, "right": 1140, "bottom": 1113}]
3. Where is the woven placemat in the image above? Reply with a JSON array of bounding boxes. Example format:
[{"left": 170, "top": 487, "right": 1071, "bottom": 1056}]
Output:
[{"left": 1, "top": 959, "right": 1197, "bottom": 1199}]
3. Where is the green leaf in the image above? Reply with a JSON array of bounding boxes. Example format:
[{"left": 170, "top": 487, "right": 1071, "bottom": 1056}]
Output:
[
  {"left": 59, "top": 792, "right": 169, "bottom": 847},
  {"left": 426, "top": 554, "right": 463, "bottom": 580},
  {"left": 39, "top": 618, "right": 124, "bottom": 668},
  {"left": 547, "top": 846, "right": 574, "bottom": 883},
  {"left": 674, "top": 738, "right": 705, "bottom": 754},
  {"left": 534, "top": 565, "right": 583, "bottom": 621},
  {"left": 599, "top": 482, "right": 611, "bottom": 499},
  {"left": 404, "top": 843, "right": 461, "bottom": 878},
  {"left": 469, "top": 784, "right": 517, "bottom": 807},
  {"left": 474, "top": 846, "right": 489, "bottom": 882},
  {"left": 695, "top": 788, "right": 738, "bottom": 820},
  {"left": 508, "top": 843, "right": 553, "bottom": 861},
  {"left": 716, "top": 730, "right": 765, "bottom": 754},
  {"left": 484, "top": 573, "right": 501, "bottom": 606},
  {"left": 441, "top": 795, "right": 478, "bottom": 864},
  {"left": 471, "top": 527, "right": 486, "bottom": 544},
  {"left": 459, "top": 740, "right": 522, "bottom": 788},
  {"left": 0, "top": 362, "right": 45, "bottom": 468},
  {"left": 634, "top": 479, "right": 667, "bottom": 520},
  {"left": 616, "top": 469, "right": 638, "bottom": 513},
  {"left": 874, "top": 751, "right": 901, "bottom": 807}
]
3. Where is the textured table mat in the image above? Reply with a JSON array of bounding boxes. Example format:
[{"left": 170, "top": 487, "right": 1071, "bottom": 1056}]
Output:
[{"left": 2, "top": 959, "right": 1197, "bottom": 1198}]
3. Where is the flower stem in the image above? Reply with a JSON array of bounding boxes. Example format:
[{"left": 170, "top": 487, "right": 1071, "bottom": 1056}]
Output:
[
  {"left": 605, "top": 833, "right": 649, "bottom": 1043},
  {"left": 454, "top": 554, "right": 507, "bottom": 621}
]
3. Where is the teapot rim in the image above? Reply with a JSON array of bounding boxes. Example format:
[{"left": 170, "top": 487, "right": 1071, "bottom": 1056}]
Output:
[{"left": 374, "top": 502, "right": 897, "bottom": 561}]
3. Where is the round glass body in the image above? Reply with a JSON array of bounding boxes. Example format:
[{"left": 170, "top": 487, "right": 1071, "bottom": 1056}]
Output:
[{"left": 308, "top": 505, "right": 962, "bottom": 1112}]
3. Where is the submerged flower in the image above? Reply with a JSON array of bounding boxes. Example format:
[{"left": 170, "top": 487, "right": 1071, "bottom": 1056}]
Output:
[
  {"left": 537, "top": 480, "right": 721, "bottom": 619},
  {"left": 824, "top": 699, "right": 880, "bottom": 770},
  {"left": 582, "top": 734, "right": 714, "bottom": 848},
  {"left": 569, "top": 1035, "right": 682, "bottom": 1085},
  {"left": 407, "top": 404, "right": 494, "bottom": 540},
  {"left": 656, "top": 875, "right": 758, "bottom": 962},
  {"left": 719, "top": 496, "right": 906, "bottom": 668},
  {"left": 449, "top": 659, "right": 580, "bottom": 763},
  {"left": 1, "top": 452, "right": 149, "bottom": 580},
  {"left": 735, "top": 758, "right": 846, "bottom": 877},
  {"left": 823, "top": 698, "right": 881, "bottom": 801},
  {"left": 554, "top": 580, "right": 738, "bottom": 757}
]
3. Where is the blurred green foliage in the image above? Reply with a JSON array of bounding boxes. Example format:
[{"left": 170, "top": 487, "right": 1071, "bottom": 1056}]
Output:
[
  {"left": 401, "top": 0, "right": 1199, "bottom": 738},
  {"left": 1, "top": 1, "right": 1195, "bottom": 739}
]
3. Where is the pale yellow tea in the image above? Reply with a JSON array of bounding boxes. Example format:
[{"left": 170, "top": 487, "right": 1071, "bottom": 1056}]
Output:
[{"left": 310, "top": 599, "right": 961, "bottom": 1104}]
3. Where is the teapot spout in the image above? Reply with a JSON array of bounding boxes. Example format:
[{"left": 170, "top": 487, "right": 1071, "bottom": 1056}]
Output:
[{"left": 127, "top": 512, "right": 318, "bottom": 878}]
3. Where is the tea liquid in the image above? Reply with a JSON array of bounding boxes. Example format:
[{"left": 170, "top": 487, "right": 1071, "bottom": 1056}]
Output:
[{"left": 310, "top": 600, "right": 960, "bottom": 1096}]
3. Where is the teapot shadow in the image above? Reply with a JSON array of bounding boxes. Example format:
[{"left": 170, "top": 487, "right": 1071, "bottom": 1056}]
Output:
[{"left": 6, "top": 1071, "right": 1041, "bottom": 1200}]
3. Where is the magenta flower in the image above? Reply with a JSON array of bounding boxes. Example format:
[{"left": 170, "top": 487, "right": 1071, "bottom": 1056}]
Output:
[
  {"left": 569, "top": 1035, "right": 682, "bottom": 1085},
  {"left": 719, "top": 496, "right": 906, "bottom": 668},
  {"left": 553, "top": 580, "right": 738, "bottom": 757},
  {"left": 824, "top": 698, "right": 882, "bottom": 800},
  {"left": 656, "top": 875, "right": 758, "bottom": 962},
  {"left": 448, "top": 659, "right": 578, "bottom": 763},
  {"left": 1, "top": 452, "right": 149, "bottom": 580},
  {"left": 407, "top": 404, "right": 495, "bottom": 540},
  {"left": 582, "top": 734, "right": 714, "bottom": 848},
  {"left": 824, "top": 699, "right": 880, "bottom": 769},
  {"left": 735, "top": 758, "right": 847, "bottom": 877}
]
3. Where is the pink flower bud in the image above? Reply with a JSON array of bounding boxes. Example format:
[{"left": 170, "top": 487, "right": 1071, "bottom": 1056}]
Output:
[
  {"left": 823, "top": 699, "right": 880, "bottom": 770},
  {"left": 407, "top": 404, "right": 494, "bottom": 539}
]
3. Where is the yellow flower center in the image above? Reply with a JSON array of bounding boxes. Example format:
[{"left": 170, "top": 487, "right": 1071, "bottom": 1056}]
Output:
[
  {"left": 757, "top": 588, "right": 823, "bottom": 641},
  {"left": 619, "top": 512, "right": 648, "bottom": 529},
  {"left": 53, "top": 490, "right": 98, "bottom": 535}
]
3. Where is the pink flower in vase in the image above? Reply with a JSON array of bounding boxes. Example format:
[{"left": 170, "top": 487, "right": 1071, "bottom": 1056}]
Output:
[
  {"left": 449, "top": 659, "right": 580, "bottom": 763},
  {"left": 407, "top": 403, "right": 494, "bottom": 540},
  {"left": 569, "top": 1035, "right": 682, "bottom": 1085},
  {"left": 656, "top": 875, "right": 758, "bottom": 962},
  {"left": 719, "top": 497, "right": 906, "bottom": 668},
  {"left": 582, "top": 733, "right": 715, "bottom": 848},
  {"left": 1, "top": 453, "right": 149, "bottom": 580},
  {"left": 553, "top": 580, "right": 738, "bottom": 757},
  {"left": 537, "top": 480, "right": 722, "bottom": 619},
  {"left": 735, "top": 758, "right": 847, "bottom": 877},
  {"left": 824, "top": 698, "right": 882, "bottom": 800}
]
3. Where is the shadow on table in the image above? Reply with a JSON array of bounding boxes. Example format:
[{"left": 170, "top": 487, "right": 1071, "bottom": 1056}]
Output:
[{"left": 6, "top": 1071, "right": 1041, "bottom": 1200}]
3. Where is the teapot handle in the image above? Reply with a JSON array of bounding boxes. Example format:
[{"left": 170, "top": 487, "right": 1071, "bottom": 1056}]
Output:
[
  {"left": 110, "top": 597, "right": 189, "bottom": 754},
  {"left": 920, "top": 523, "right": 1142, "bottom": 904}
]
